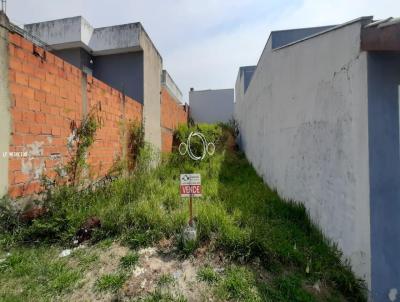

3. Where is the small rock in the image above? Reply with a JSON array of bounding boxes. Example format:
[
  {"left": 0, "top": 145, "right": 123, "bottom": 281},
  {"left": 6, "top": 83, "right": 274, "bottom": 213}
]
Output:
[
  {"left": 73, "top": 244, "right": 86, "bottom": 251},
  {"left": 183, "top": 223, "right": 197, "bottom": 243},
  {"left": 133, "top": 267, "right": 145, "bottom": 277},
  {"left": 173, "top": 270, "right": 182, "bottom": 279},
  {"left": 59, "top": 249, "right": 72, "bottom": 258},
  {"left": 138, "top": 247, "right": 157, "bottom": 256},
  {"left": 313, "top": 281, "right": 321, "bottom": 293}
]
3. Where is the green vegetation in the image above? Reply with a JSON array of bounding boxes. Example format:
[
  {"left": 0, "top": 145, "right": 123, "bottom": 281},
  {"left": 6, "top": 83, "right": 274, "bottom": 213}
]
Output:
[
  {"left": 95, "top": 273, "right": 127, "bottom": 293},
  {"left": 0, "top": 123, "right": 366, "bottom": 301},
  {"left": 0, "top": 246, "right": 83, "bottom": 301},
  {"left": 139, "top": 291, "right": 187, "bottom": 302},
  {"left": 215, "top": 265, "right": 261, "bottom": 301},
  {"left": 157, "top": 273, "right": 175, "bottom": 287},
  {"left": 119, "top": 251, "right": 140, "bottom": 269},
  {"left": 126, "top": 120, "right": 145, "bottom": 171},
  {"left": 65, "top": 107, "right": 102, "bottom": 186},
  {"left": 197, "top": 265, "right": 220, "bottom": 284}
]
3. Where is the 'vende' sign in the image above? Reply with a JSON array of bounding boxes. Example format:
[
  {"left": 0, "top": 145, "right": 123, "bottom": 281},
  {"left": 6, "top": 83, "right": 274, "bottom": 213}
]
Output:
[{"left": 180, "top": 174, "right": 202, "bottom": 197}]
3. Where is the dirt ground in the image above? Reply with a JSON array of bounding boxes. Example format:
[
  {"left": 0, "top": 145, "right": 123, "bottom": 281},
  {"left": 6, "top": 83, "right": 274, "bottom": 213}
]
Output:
[{"left": 62, "top": 239, "right": 227, "bottom": 302}]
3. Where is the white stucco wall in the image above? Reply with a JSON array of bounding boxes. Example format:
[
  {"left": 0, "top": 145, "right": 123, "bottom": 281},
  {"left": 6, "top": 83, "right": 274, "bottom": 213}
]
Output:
[
  {"left": 235, "top": 20, "right": 371, "bottom": 287},
  {"left": 189, "top": 89, "right": 234, "bottom": 124}
]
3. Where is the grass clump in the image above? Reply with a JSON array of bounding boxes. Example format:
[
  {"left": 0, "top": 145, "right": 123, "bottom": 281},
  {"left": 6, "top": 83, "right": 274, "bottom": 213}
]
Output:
[
  {"left": 139, "top": 290, "right": 187, "bottom": 302},
  {"left": 157, "top": 273, "right": 175, "bottom": 287},
  {"left": 197, "top": 265, "right": 219, "bottom": 284},
  {"left": 95, "top": 273, "right": 126, "bottom": 293},
  {"left": 72, "top": 249, "right": 99, "bottom": 269},
  {"left": 120, "top": 252, "right": 139, "bottom": 269},
  {"left": 274, "top": 274, "right": 317, "bottom": 301},
  {"left": 215, "top": 265, "right": 262, "bottom": 302}
]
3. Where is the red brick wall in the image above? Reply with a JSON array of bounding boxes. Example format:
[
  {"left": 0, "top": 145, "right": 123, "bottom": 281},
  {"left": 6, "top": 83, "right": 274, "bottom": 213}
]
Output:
[
  {"left": 7, "top": 33, "right": 142, "bottom": 198},
  {"left": 86, "top": 76, "right": 142, "bottom": 178},
  {"left": 160, "top": 87, "right": 188, "bottom": 152}
]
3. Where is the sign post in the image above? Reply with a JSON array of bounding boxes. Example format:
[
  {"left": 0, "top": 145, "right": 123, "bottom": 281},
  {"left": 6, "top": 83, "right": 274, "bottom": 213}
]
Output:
[
  {"left": 180, "top": 174, "right": 202, "bottom": 226},
  {"left": 189, "top": 194, "right": 193, "bottom": 226}
]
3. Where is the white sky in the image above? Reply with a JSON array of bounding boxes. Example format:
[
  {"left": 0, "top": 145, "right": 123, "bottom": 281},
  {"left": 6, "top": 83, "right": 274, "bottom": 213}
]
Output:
[{"left": 6, "top": 0, "right": 400, "bottom": 102}]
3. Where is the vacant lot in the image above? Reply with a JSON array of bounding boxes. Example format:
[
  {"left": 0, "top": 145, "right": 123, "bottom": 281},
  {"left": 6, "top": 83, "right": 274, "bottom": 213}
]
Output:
[{"left": 0, "top": 125, "right": 366, "bottom": 301}]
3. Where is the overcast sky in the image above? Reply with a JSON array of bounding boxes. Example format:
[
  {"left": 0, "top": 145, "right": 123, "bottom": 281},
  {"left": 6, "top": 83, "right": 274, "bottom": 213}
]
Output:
[{"left": 6, "top": 0, "right": 400, "bottom": 102}]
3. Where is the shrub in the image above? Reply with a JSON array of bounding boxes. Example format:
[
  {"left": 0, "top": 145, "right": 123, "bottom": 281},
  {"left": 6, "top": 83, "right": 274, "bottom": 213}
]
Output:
[
  {"left": 0, "top": 197, "right": 20, "bottom": 233},
  {"left": 127, "top": 120, "right": 145, "bottom": 172},
  {"left": 65, "top": 107, "right": 101, "bottom": 186}
]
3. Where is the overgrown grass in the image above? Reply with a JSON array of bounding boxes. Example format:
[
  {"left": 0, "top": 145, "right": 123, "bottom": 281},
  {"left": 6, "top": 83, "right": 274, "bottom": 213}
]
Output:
[
  {"left": 138, "top": 290, "right": 187, "bottom": 302},
  {"left": 0, "top": 123, "right": 366, "bottom": 301},
  {"left": 157, "top": 273, "right": 175, "bottom": 287},
  {"left": 119, "top": 251, "right": 139, "bottom": 269},
  {"left": 215, "top": 265, "right": 262, "bottom": 302},
  {"left": 197, "top": 265, "right": 220, "bottom": 284},
  {"left": 95, "top": 273, "right": 127, "bottom": 293},
  {"left": 0, "top": 246, "right": 83, "bottom": 301}
]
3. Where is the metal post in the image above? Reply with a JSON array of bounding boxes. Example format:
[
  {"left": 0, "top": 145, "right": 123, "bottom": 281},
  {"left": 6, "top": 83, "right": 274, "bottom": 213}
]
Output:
[
  {"left": 189, "top": 176, "right": 193, "bottom": 226},
  {"left": 189, "top": 193, "right": 193, "bottom": 226}
]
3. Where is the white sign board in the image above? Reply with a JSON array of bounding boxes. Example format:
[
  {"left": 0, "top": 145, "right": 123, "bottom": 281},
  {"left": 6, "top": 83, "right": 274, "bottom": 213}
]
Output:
[{"left": 180, "top": 174, "right": 202, "bottom": 197}]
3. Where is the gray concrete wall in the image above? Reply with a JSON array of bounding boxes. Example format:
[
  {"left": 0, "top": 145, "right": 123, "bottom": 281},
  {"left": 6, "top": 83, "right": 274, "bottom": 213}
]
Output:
[
  {"left": 53, "top": 48, "right": 93, "bottom": 72},
  {"left": 241, "top": 66, "right": 256, "bottom": 93},
  {"left": 162, "top": 70, "right": 183, "bottom": 104},
  {"left": 25, "top": 17, "right": 141, "bottom": 55},
  {"left": 235, "top": 66, "right": 256, "bottom": 147},
  {"left": 52, "top": 48, "right": 144, "bottom": 102},
  {"left": 90, "top": 23, "right": 141, "bottom": 55},
  {"left": 189, "top": 89, "right": 234, "bottom": 124},
  {"left": 0, "top": 12, "right": 10, "bottom": 197},
  {"left": 235, "top": 20, "right": 372, "bottom": 287},
  {"left": 93, "top": 52, "right": 144, "bottom": 103},
  {"left": 25, "top": 16, "right": 87, "bottom": 50},
  {"left": 368, "top": 51, "right": 400, "bottom": 301},
  {"left": 271, "top": 25, "right": 335, "bottom": 49},
  {"left": 140, "top": 27, "right": 162, "bottom": 150}
]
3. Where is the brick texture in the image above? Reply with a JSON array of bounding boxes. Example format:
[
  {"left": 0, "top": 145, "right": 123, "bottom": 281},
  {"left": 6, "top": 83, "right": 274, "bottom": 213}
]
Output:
[
  {"left": 7, "top": 33, "right": 143, "bottom": 198},
  {"left": 160, "top": 87, "right": 188, "bottom": 152}
]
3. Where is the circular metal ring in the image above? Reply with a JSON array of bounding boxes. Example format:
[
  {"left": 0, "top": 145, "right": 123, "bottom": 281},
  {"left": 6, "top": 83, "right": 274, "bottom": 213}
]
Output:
[
  {"left": 178, "top": 142, "right": 188, "bottom": 155},
  {"left": 207, "top": 142, "right": 215, "bottom": 156},
  {"left": 187, "top": 132, "right": 207, "bottom": 161}
]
